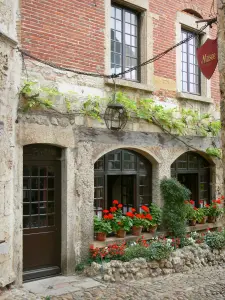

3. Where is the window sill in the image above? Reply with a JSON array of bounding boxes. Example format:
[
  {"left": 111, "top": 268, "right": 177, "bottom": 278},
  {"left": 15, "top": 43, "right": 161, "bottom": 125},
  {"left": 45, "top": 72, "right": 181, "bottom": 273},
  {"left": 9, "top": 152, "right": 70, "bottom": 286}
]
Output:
[
  {"left": 105, "top": 78, "right": 154, "bottom": 93},
  {"left": 177, "top": 92, "right": 213, "bottom": 103}
]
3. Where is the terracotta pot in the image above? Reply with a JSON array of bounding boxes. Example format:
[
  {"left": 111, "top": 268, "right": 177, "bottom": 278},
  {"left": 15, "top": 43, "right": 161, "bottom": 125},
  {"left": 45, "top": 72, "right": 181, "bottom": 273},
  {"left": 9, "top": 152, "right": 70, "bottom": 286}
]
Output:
[
  {"left": 189, "top": 219, "right": 197, "bottom": 226},
  {"left": 148, "top": 225, "right": 158, "bottom": 233},
  {"left": 132, "top": 226, "right": 142, "bottom": 236},
  {"left": 117, "top": 229, "right": 126, "bottom": 238},
  {"left": 199, "top": 216, "right": 208, "bottom": 224},
  {"left": 208, "top": 216, "right": 216, "bottom": 223},
  {"left": 96, "top": 232, "right": 106, "bottom": 241}
]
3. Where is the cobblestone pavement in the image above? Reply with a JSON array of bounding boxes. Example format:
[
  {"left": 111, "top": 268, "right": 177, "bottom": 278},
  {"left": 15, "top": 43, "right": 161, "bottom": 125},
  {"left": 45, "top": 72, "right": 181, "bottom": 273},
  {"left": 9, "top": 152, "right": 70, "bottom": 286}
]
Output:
[{"left": 2, "top": 265, "right": 225, "bottom": 300}]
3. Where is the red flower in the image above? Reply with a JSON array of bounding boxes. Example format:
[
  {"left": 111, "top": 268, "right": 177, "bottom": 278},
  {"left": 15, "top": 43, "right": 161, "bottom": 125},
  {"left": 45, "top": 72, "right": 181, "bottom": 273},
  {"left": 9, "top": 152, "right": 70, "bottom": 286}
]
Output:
[
  {"left": 117, "top": 222, "right": 122, "bottom": 226},
  {"left": 207, "top": 228, "right": 211, "bottom": 231},
  {"left": 118, "top": 204, "right": 123, "bottom": 208},
  {"left": 141, "top": 205, "right": 149, "bottom": 212},
  {"left": 190, "top": 200, "right": 195, "bottom": 205},
  {"left": 222, "top": 196, "right": 224, "bottom": 200},
  {"left": 194, "top": 207, "right": 198, "bottom": 210},
  {"left": 145, "top": 214, "right": 153, "bottom": 220},
  {"left": 103, "top": 209, "right": 109, "bottom": 214},
  {"left": 216, "top": 199, "right": 221, "bottom": 204},
  {"left": 131, "top": 208, "right": 136, "bottom": 212},
  {"left": 212, "top": 200, "right": 216, "bottom": 203},
  {"left": 107, "top": 213, "right": 114, "bottom": 220},
  {"left": 199, "top": 200, "right": 204, "bottom": 204},
  {"left": 126, "top": 212, "right": 134, "bottom": 218},
  {"left": 205, "top": 204, "right": 210, "bottom": 208},
  {"left": 113, "top": 200, "right": 119, "bottom": 205},
  {"left": 110, "top": 207, "right": 117, "bottom": 213}
]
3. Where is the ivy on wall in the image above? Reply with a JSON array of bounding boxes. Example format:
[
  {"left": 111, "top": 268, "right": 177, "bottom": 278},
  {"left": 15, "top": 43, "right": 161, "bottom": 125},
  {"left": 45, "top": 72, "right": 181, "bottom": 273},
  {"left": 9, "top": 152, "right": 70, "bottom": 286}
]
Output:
[{"left": 19, "top": 81, "right": 221, "bottom": 158}]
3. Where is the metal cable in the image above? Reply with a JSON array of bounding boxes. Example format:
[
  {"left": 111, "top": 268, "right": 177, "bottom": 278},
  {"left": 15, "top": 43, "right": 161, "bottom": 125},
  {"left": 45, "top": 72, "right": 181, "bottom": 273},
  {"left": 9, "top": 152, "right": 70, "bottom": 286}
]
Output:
[{"left": 17, "top": 21, "right": 213, "bottom": 80}]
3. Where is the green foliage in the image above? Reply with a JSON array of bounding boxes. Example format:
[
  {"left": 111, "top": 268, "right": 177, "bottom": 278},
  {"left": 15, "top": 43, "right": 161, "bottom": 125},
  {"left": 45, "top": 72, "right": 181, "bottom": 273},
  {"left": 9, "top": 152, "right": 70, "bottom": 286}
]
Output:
[
  {"left": 121, "top": 241, "right": 172, "bottom": 261},
  {"left": 80, "top": 96, "right": 103, "bottom": 121},
  {"left": 20, "top": 81, "right": 77, "bottom": 112},
  {"left": 75, "top": 262, "right": 86, "bottom": 272},
  {"left": 206, "top": 147, "right": 222, "bottom": 159},
  {"left": 94, "top": 216, "right": 112, "bottom": 234},
  {"left": 161, "top": 178, "right": 191, "bottom": 237},
  {"left": 205, "top": 231, "right": 225, "bottom": 249},
  {"left": 149, "top": 203, "right": 162, "bottom": 226},
  {"left": 195, "top": 208, "right": 206, "bottom": 222},
  {"left": 20, "top": 83, "right": 221, "bottom": 156}
]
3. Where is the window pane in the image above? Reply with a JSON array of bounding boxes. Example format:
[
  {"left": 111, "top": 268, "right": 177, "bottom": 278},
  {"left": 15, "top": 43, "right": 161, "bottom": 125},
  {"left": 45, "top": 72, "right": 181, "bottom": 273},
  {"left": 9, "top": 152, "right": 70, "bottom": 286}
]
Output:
[
  {"left": 181, "top": 29, "right": 200, "bottom": 95},
  {"left": 116, "top": 20, "right": 121, "bottom": 31},
  {"left": 125, "top": 23, "right": 131, "bottom": 34},
  {"left": 116, "top": 8, "right": 122, "bottom": 20},
  {"left": 125, "top": 12, "right": 130, "bottom": 23}
]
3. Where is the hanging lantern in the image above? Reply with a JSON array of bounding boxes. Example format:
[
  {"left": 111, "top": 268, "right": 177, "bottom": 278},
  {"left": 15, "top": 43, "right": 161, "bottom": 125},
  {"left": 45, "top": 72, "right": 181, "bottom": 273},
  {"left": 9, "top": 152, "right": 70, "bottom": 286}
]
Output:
[{"left": 104, "top": 102, "right": 128, "bottom": 131}]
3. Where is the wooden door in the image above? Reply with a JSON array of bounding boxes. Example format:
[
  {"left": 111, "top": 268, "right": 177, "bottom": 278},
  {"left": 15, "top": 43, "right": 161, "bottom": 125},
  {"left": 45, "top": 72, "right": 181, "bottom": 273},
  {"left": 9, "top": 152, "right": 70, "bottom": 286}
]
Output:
[{"left": 23, "top": 145, "right": 61, "bottom": 281}]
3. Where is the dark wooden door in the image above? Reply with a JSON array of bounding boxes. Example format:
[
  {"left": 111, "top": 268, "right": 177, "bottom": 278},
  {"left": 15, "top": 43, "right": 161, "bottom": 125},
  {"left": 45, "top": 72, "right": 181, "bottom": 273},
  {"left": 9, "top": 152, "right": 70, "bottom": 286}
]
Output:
[{"left": 23, "top": 145, "right": 61, "bottom": 281}]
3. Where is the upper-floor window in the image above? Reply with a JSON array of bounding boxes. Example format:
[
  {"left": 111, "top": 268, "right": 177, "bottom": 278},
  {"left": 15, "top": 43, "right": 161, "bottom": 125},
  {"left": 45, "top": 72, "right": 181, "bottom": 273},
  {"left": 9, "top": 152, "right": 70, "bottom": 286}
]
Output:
[
  {"left": 181, "top": 29, "right": 200, "bottom": 95},
  {"left": 111, "top": 4, "right": 139, "bottom": 81}
]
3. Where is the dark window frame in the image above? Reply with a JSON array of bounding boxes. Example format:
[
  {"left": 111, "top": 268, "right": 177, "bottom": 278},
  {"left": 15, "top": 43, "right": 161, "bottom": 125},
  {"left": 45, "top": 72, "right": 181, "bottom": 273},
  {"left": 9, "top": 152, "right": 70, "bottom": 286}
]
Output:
[
  {"left": 181, "top": 28, "right": 201, "bottom": 95},
  {"left": 171, "top": 152, "right": 211, "bottom": 207},
  {"left": 111, "top": 3, "right": 140, "bottom": 82},
  {"left": 94, "top": 149, "right": 152, "bottom": 214}
]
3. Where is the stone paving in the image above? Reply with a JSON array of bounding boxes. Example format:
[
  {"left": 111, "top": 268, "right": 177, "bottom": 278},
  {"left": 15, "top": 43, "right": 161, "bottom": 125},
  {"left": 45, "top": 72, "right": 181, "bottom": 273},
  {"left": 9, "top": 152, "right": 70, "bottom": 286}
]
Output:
[{"left": 2, "top": 265, "right": 225, "bottom": 299}]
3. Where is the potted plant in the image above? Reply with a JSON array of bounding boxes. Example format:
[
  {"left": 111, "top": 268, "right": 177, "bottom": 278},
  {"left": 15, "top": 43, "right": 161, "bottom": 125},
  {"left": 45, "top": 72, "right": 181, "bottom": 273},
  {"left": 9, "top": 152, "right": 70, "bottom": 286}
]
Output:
[
  {"left": 207, "top": 199, "right": 224, "bottom": 223},
  {"left": 128, "top": 212, "right": 145, "bottom": 236},
  {"left": 94, "top": 215, "right": 112, "bottom": 241},
  {"left": 148, "top": 203, "right": 162, "bottom": 232},
  {"left": 185, "top": 201, "right": 197, "bottom": 226},
  {"left": 110, "top": 201, "right": 133, "bottom": 238},
  {"left": 195, "top": 207, "right": 207, "bottom": 224}
]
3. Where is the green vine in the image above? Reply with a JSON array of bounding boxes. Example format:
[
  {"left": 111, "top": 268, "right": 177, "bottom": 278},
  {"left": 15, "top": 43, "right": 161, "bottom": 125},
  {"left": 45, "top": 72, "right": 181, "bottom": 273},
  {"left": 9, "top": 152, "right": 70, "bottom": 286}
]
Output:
[
  {"left": 206, "top": 147, "right": 222, "bottom": 159},
  {"left": 19, "top": 82, "right": 221, "bottom": 156}
]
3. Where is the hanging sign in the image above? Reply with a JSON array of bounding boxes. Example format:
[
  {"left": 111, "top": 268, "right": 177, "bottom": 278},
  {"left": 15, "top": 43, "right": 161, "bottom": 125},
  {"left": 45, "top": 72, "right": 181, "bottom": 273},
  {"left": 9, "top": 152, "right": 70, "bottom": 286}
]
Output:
[{"left": 197, "top": 38, "right": 218, "bottom": 79}]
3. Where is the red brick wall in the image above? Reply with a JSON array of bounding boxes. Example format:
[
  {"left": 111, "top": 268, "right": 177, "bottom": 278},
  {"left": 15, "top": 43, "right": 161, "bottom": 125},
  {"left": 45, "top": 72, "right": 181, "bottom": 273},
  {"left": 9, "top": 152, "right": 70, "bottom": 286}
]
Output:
[
  {"left": 21, "top": 0, "right": 105, "bottom": 73},
  {"left": 150, "top": 0, "right": 220, "bottom": 104},
  {"left": 20, "top": 0, "right": 220, "bottom": 103}
]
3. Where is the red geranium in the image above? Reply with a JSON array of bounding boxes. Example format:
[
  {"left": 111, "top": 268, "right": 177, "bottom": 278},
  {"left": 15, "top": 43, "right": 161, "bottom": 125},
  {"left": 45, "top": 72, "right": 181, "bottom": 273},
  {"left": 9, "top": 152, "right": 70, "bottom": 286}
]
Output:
[
  {"left": 222, "top": 196, "right": 224, "bottom": 200},
  {"left": 190, "top": 200, "right": 195, "bottom": 205},
  {"left": 131, "top": 208, "right": 136, "bottom": 212},
  {"left": 126, "top": 212, "right": 134, "bottom": 218},
  {"left": 118, "top": 204, "right": 123, "bottom": 208},
  {"left": 141, "top": 205, "right": 149, "bottom": 213},
  {"left": 216, "top": 199, "right": 221, "bottom": 204},
  {"left": 113, "top": 200, "right": 119, "bottom": 205},
  {"left": 103, "top": 209, "right": 109, "bottom": 214},
  {"left": 205, "top": 204, "right": 210, "bottom": 208},
  {"left": 145, "top": 213, "right": 153, "bottom": 221},
  {"left": 199, "top": 200, "right": 204, "bottom": 204},
  {"left": 110, "top": 207, "right": 117, "bottom": 213}
]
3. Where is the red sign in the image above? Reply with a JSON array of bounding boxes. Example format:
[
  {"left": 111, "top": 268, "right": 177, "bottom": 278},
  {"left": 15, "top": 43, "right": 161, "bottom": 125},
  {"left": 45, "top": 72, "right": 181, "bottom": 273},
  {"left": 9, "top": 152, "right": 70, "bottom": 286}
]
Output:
[{"left": 197, "top": 38, "right": 218, "bottom": 79}]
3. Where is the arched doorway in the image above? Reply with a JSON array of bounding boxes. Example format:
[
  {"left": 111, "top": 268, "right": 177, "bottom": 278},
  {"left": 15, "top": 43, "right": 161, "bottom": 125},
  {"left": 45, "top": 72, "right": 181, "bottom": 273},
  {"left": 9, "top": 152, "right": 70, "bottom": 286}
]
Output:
[
  {"left": 171, "top": 152, "right": 211, "bottom": 207},
  {"left": 94, "top": 149, "right": 152, "bottom": 216},
  {"left": 23, "top": 144, "right": 62, "bottom": 281}
]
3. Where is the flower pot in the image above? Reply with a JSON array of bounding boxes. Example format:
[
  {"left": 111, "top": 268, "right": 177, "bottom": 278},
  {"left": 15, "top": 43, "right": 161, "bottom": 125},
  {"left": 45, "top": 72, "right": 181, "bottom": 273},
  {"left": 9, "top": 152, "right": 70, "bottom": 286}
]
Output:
[
  {"left": 96, "top": 232, "right": 106, "bottom": 241},
  {"left": 189, "top": 219, "right": 197, "bottom": 226},
  {"left": 199, "top": 216, "right": 207, "bottom": 224},
  {"left": 132, "top": 226, "right": 142, "bottom": 236},
  {"left": 208, "top": 216, "right": 216, "bottom": 223},
  {"left": 148, "top": 225, "right": 158, "bottom": 233},
  {"left": 117, "top": 229, "right": 126, "bottom": 238}
]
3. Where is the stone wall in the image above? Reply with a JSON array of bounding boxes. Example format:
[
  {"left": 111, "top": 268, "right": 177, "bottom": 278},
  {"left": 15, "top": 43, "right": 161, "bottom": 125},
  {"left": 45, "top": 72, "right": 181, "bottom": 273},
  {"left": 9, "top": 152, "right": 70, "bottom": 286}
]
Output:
[
  {"left": 85, "top": 244, "right": 225, "bottom": 282},
  {"left": 0, "top": 0, "right": 21, "bottom": 288}
]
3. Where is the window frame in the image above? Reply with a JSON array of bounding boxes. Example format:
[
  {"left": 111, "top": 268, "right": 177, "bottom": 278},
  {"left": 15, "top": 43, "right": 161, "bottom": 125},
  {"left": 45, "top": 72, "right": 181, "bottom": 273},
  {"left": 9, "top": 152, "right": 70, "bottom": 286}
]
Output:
[
  {"left": 111, "top": 3, "right": 141, "bottom": 82},
  {"left": 181, "top": 28, "right": 201, "bottom": 96}
]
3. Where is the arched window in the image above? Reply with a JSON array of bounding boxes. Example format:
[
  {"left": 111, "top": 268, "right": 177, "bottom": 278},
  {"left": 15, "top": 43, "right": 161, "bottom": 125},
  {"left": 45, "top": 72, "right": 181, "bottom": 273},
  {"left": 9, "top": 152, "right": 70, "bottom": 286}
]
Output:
[
  {"left": 171, "top": 152, "right": 211, "bottom": 207},
  {"left": 94, "top": 149, "right": 152, "bottom": 216}
]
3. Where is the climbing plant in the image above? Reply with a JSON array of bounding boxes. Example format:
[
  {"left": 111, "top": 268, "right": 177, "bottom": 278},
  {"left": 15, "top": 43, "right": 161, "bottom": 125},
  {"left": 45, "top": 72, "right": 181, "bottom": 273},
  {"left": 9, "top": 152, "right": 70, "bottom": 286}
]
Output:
[{"left": 19, "top": 81, "right": 221, "bottom": 157}]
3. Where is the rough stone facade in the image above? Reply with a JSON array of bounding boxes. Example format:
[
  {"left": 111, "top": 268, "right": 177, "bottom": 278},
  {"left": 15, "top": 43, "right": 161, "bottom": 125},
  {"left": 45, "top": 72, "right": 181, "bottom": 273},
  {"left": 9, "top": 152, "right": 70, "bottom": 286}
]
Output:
[
  {"left": 0, "top": 0, "right": 21, "bottom": 287},
  {"left": 0, "top": 0, "right": 223, "bottom": 288}
]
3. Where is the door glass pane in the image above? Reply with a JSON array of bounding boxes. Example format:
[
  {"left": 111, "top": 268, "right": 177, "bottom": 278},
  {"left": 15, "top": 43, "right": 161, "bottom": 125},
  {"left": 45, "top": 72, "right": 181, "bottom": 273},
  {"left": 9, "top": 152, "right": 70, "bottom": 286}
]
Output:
[{"left": 23, "top": 165, "right": 56, "bottom": 229}]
